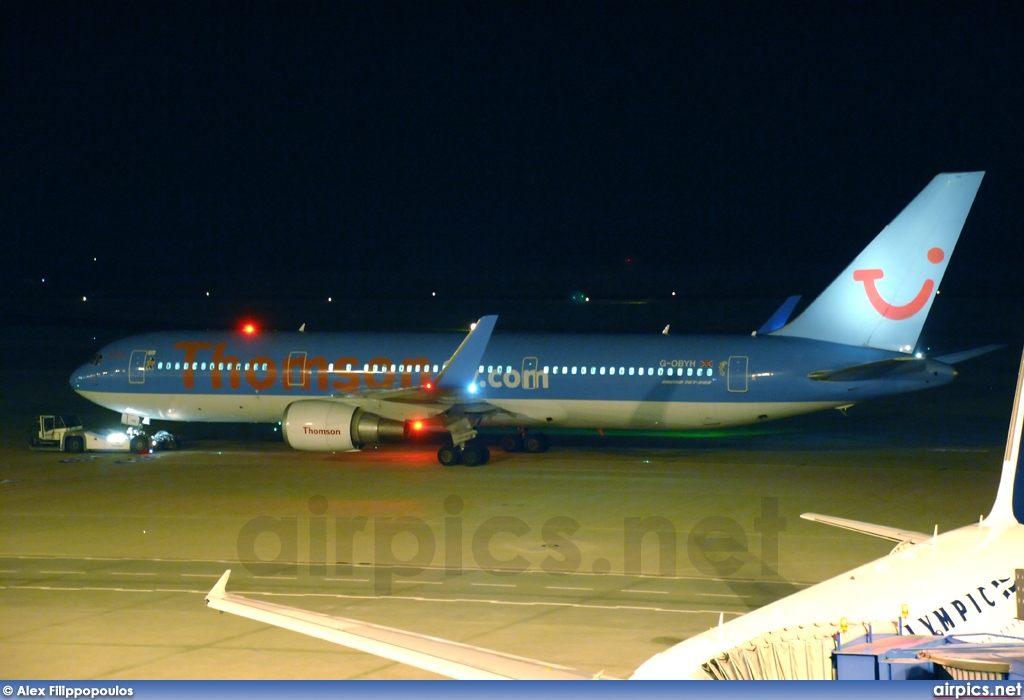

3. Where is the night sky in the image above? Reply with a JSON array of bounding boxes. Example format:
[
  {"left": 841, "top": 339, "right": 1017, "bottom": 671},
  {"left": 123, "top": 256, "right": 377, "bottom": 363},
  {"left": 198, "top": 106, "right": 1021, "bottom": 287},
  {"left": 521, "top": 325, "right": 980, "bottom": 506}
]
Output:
[{"left": 3, "top": 1, "right": 1023, "bottom": 304}]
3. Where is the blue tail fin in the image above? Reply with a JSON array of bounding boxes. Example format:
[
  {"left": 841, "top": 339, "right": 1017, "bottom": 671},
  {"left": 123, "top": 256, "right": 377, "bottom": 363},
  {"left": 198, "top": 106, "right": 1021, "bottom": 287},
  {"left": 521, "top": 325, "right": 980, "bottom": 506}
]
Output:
[
  {"left": 988, "top": 347, "right": 1024, "bottom": 525},
  {"left": 771, "top": 173, "right": 984, "bottom": 353}
]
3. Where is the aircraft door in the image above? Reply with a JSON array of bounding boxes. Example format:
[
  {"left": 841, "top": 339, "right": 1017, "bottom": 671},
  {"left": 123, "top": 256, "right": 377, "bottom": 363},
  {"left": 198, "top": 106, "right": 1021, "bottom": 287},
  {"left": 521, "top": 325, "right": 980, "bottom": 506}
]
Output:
[
  {"left": 727, "top": 356, "right": 749, "bottom": 393},
  {"left": 285, "top": 352, "right": 308, "bottom": 389},
  {"left": 521, "top": 356, "right": 541, "bottom": 390},
  {"left": 129, "top": 350, "right": 154, "bottom": 384}
]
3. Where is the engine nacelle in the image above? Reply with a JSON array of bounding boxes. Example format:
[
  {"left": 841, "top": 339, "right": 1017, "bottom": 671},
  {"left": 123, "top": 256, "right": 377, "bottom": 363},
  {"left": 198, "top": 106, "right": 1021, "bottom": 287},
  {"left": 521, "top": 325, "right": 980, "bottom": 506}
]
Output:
[{"left": 282, "top": 400, "right": 407, "bottom": 451}]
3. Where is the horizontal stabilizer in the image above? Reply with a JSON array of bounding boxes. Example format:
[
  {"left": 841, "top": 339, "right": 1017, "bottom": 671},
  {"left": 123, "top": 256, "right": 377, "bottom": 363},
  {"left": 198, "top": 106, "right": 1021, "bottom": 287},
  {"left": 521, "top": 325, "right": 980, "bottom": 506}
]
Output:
[
  {"left": 800, "top": 513, "right": 930, "bottom": 544},
  {"left": 807, "top": 357, "right": 939, "bottom": 382},
  {"left": 206, "top": 571, "right": 594, "bottom": 680},
  {"left": 933, "top": 344, "right": 1005, "bottom": 365},
  {"left": 757, "top": 296, "right": 802, "bottom": 334}
]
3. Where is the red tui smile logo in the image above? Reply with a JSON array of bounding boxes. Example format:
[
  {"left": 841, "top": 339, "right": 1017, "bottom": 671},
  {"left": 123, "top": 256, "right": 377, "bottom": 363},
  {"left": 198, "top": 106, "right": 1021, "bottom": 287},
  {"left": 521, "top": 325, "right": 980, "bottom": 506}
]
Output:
[{"left": 852, "top": 247, "right": 944, "bottom": 320}]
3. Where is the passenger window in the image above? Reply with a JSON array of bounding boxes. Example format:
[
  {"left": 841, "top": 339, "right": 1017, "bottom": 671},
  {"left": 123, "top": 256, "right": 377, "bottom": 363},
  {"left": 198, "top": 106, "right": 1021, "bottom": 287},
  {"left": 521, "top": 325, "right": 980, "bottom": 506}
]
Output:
[
  {"left": 618, "top": 367, "right": 624, "bottom": 375},
  {"left": 572, "top": 367, "right": 578, "bottom": 375},
  {"left": 246, "top": 363, "right": 252, "bottom": 371},
  {"left": 629, "top": 367, "right": 634, "bottom": 376},
  {"left": 599, "top": 367, "right": 605, "bottom": 375},
  {"left": 658, "top": 367, "right": 664, "bottom": 376},
  {"left": 687, "top": 367, "right": 693, "bottom": 376}
]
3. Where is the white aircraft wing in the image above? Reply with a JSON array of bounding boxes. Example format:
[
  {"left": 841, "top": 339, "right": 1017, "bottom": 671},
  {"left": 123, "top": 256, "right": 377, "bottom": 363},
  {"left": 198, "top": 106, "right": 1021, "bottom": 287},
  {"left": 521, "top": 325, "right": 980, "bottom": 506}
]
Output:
[
  {"left": 205, "top": 571, "right": 597, "bottom": 680},
  {"left": 800, "top": 512, "right": 931, "bottom": 544},
  {"left": 325, "top": 315, "right": 500, "bottom": 422}
]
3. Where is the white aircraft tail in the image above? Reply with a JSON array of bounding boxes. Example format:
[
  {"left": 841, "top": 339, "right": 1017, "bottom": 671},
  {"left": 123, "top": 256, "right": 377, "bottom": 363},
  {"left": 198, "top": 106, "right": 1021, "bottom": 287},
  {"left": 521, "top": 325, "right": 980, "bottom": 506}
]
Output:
[
  {"left": 987, "top": 347, "right": 1024, "bottom": 525},
  {"left": 771, "top": 172, "right": 984, "bottom": 353}
]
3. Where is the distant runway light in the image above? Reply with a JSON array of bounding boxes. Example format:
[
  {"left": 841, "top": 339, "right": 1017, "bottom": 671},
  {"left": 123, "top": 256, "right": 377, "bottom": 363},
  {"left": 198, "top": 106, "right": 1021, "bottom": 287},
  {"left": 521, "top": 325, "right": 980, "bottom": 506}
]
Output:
[
  {"left": 432, "top": 292, "right": 436, "bottom": 297},
  {"left": 82, "top": 296, "right": 87, "bottom": 301},
  {"left": 328, "top": 297, "right": 332, "bottom": 302}
]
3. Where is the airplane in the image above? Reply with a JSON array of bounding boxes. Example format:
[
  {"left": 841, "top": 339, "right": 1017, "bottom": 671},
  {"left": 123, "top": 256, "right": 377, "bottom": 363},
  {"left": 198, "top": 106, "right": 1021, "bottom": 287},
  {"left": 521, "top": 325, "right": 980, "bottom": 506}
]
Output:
[
  {"left": 71, "top": 172, "right": 990, "bottom": 467},
  {"left": 203, "top": 343, "right": 1024, "bottom": 679}
]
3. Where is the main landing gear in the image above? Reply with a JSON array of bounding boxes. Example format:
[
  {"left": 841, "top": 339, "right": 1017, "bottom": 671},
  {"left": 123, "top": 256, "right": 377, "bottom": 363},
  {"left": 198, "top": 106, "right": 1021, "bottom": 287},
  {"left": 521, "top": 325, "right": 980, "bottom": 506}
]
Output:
[
  {"left": 500, "top": 430, "right": 549, "bottom": 454},
  {"left": 438, "top": 438, "right": 490, "bottom": 467}
]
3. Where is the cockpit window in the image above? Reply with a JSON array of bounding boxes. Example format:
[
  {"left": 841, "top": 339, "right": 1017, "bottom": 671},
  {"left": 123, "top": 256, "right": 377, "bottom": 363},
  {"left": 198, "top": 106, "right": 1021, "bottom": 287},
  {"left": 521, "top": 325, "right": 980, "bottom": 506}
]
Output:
[{"left": 90, "top": 353, "right": 103, "bottom": 366}]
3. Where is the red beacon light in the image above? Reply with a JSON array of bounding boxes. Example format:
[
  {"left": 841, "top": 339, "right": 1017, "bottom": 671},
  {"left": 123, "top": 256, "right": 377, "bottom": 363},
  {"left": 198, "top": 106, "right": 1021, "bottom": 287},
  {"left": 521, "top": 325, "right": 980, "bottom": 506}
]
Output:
[
  {"left": 412, "top": 420, "right": 424, "bottom": 432},
  {"left": 241, "top": 323, "right": 257, "bottom": 335}
]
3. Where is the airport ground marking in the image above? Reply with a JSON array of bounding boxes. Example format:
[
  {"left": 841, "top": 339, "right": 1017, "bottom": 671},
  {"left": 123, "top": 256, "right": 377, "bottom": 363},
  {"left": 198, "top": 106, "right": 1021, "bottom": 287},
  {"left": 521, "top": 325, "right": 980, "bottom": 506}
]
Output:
[{"left": 471, "top": 582, "right": 516, "bottom": 588}]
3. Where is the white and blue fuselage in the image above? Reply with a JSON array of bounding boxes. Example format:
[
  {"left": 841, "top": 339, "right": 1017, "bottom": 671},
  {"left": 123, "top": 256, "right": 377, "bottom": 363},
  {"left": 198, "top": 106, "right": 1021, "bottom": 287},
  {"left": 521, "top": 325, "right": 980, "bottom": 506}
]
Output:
[{"left": 71, "top": 330, "right": 955, "bottom": 429}]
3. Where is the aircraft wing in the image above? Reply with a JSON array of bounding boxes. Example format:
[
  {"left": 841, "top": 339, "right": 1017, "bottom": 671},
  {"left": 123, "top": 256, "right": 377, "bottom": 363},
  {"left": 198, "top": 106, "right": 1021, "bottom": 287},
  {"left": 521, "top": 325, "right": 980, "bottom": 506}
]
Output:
[
  {"left": 324, "top": 315, "right": 500, "bottom": 422},
  {"left": 205, "top": 571, "right": 597, "bottom": 680},
  {"left": 800, "top": 513, "right": 931, "bottom": 544}
]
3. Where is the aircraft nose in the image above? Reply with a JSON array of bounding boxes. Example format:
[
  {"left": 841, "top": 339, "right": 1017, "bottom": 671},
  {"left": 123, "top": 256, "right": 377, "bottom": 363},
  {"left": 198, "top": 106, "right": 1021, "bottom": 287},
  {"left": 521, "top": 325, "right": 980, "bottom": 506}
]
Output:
[{"left": 70, "top": 362, "right": 98, "bottom": 392}]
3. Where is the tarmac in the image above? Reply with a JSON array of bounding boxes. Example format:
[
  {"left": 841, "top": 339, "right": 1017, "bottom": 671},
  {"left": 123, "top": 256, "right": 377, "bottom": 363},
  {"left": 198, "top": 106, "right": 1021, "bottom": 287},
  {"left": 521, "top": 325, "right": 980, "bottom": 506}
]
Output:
[{"left": 0, "top": 311, "right": 1019, "bottom": 680}]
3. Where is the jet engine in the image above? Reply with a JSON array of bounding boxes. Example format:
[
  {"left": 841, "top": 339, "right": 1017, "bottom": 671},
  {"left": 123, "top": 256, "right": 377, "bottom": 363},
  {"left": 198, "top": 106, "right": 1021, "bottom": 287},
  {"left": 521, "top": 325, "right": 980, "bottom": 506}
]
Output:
[{"left": 282, "top": 400, "right": 407, "bottom": 451}]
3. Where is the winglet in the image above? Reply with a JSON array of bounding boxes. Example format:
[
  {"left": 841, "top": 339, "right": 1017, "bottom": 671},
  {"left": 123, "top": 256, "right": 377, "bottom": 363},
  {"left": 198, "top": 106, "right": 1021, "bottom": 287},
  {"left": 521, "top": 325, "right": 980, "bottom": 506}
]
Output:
[
  {"left": 207, "top": 569, "right": 231, "bottom": 602},
  {"left": 435, "top": 316, "right": 497, "bottom": 391},
  {"left": 757, "top": 295, "right": 802, "bottom": 334},
  {"left": 987, "top": 347, "right": 1024, "bottom": 525}
]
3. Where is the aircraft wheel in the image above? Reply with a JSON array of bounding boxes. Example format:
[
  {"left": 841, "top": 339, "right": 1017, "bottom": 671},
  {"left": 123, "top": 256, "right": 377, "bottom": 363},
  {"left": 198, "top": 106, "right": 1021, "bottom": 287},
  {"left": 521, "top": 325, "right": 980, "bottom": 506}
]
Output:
[
  {"left": 130, "top": 435, "right": 149, "bottom": 454},
  {"left": 500, "top": 434, "right": 523, "bottom": 453},
  {"left": 437, "top": 445, "right": 461, "bottom": 466},
  {"left": 65, "top": 436, "right": 84, "bottom": 453},
  {"left": 524, "top": 433, "right": 549, "bottom": 453},
  {"left": 464, "top": 446, "right": 491, "bottom": 466},
  {"left": 462, "top": 441, "right": 490, "bottom": 467}
]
